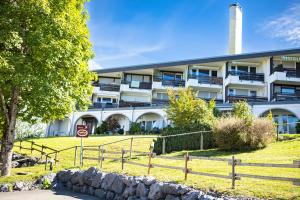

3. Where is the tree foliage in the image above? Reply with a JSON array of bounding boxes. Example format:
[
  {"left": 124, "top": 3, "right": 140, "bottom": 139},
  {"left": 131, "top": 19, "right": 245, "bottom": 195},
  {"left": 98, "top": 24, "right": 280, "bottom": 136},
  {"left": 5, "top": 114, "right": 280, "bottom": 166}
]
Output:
[
  {"left": 232, "top": 101, "right": 253, "bottom": 123},
  {"left": 0, "top": 0, "right": 94, "bottom": 176},
  {"left": 166, "top": 87, "right": 215, "bottom": 128}
]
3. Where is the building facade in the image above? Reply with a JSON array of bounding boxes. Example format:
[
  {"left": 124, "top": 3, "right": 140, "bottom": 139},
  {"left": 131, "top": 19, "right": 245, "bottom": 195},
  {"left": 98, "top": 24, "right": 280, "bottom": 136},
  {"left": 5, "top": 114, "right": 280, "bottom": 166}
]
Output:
[
  {"left": 47, "top": 48, "right": 300, "bottom": 136},
  {"left": 47, "top": 4, "right": 300, "bottom": 136}
]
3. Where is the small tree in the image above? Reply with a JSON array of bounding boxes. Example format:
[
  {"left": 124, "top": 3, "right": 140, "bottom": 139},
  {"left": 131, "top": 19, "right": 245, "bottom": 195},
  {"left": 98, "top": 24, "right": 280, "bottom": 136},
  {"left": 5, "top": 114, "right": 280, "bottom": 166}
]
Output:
[
  {"left": 166, "top": 87, "right": 215, "bottom": 128},
  {"left": 232, "top": 101, "right": 253, "bottom": 123},
  {"left": 106, "top": 117, "right": 120, "bottom": 133},
  {"left": 129, "top": 122, "right": 142, "bottom": 135}
]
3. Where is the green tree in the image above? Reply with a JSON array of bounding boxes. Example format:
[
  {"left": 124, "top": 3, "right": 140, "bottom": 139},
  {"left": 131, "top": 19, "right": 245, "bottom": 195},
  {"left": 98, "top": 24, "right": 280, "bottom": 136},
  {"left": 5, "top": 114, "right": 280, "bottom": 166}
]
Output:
[
  {"left": 0, "top": 0, "right": 94, "bottom": 176},
  {"left": 166, "top": 87, "right": 215, "bottom": 128},
  {"left": 232, "top": 101, "right": 253, "bottom": 123}
]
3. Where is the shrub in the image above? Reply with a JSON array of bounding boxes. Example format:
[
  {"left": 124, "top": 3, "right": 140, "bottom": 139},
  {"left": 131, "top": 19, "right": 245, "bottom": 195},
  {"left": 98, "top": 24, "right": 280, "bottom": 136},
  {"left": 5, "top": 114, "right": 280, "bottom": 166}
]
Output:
[
  {"left": 106, "top": 117, "right": 120, "bottom": 133},
  {"left": 153, "top": 124, "right": 215, "bottom": 154},
  {"left": 296, "top": 120, "right": 300, "bottom": 133},
  {"left": 42, "top": 179, "right": 51, "bottom": 189},
  {"left": 213, "top": 117, "right": 275, "bottom": 150},
  {"left": 95, "top": 121, "right": 108, "bottom": 135},
  {"left": 232, "top": 101, "right": 253, "bottom": 123},
  {"left": 129, "top": 122, "right": 142, "bottom": 135}
]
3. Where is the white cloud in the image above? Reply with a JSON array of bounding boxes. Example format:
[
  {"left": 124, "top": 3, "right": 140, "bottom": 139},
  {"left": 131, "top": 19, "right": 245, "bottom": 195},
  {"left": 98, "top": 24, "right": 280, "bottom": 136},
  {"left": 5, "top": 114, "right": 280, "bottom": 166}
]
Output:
[
  {"left": 262, "top": 4, "right": 300, "bottom": 45},
  {"left": 88, "top": 59, "right": 102, "bottom": 70}
]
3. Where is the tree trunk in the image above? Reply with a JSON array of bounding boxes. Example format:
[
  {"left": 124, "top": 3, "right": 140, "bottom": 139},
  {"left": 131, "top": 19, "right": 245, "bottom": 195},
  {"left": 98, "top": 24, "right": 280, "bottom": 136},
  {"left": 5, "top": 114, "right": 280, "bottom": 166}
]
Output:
[{"left": 0, "top": 88, "right": 19, "bottom": 176}]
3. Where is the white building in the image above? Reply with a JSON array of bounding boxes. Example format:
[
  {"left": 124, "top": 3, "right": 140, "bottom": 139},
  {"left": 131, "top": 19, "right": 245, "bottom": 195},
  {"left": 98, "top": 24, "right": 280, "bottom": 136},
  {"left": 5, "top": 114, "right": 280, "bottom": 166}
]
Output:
[{"left": 47, "top": 3, "right": 300, "bottom": 136}]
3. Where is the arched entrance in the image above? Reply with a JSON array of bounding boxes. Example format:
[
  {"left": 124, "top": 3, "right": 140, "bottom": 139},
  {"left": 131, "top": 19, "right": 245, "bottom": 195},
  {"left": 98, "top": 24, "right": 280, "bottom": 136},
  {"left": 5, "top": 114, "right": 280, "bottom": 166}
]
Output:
[
  {"left": 104, "top": 114, "right": 130, "bottom": 132},
  {"left": 75, "top": 115, "right": 98, "bottom": 135},
  {"left": 260, "top": 109, "right": 298, "bottom": 134},
  {"left": 135, "top": 112, "right": 165, "bottom": 132}
]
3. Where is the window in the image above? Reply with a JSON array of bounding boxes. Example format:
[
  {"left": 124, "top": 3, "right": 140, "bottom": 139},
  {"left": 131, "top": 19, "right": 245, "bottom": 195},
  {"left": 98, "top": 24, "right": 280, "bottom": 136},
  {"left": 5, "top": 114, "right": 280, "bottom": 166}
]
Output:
[
  {"left": 282, "top": 87, "right": 295, "bottom": 94},
  {"left": 250, "top": 91, "right": 257, "bottom": 97},
  {"left": 198, "top": 91, "right": 209, "bottom": 98},
  {"left": 163, "top": 72, "right": 183, "bottom": 81},
  {"left": 192, "top": 69, "right": 197, "bottom": 76},
  {"left": 229, "top": 89, "right": 235, "bottom": 96},
  {"left": 211, "top": 71, "right": 218, "bottom": 77},
  {"left": 112, "top": 99, "right": 117, "bottom": 103},
  {"left": 237, "top": 66, "right": 248, "bottom": 73},
  {"left": 231, "top": 66, "right": 236, "bottom": 71},
  {"left": 198, "top": 70, "right": 209, "bottom": 76},
  {"left": 157, "top": 93, "right": 169, "bottom": 100},
  {"left": 250, "top": 67, "right": 256, "bottom": 74},
  {"left": 102, "top": 98, "right": 112, "bottom": 103},
  {"left": 236, "top": 89, "right": 248, "bottom": 96},
  {"left": 210, "top": 92, "right": 218, "bottom": 98},
  {"left": 125, "top": 74, "right": 151, "bottom": 82},
  {"left": 175, "top": 74, "right": 182, "bottom": 80}
]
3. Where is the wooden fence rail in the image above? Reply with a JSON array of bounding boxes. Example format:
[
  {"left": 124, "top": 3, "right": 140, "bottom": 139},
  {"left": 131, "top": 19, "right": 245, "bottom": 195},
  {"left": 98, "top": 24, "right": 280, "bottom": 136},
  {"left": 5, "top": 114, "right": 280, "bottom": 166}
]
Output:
[{"left": 81, "top": 147, "right": 300, "bottom": 189}]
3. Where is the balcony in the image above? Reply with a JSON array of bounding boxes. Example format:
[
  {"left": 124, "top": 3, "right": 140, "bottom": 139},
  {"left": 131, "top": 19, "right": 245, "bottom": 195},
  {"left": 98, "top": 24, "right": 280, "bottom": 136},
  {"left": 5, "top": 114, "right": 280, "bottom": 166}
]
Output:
[
  {"left": 227, "top": 95, "right": 268, "bottom": 103},
  {"left": 273, "top": 93, "right": 300, "bottom": 101},
  {"left": 227, "top": 71, "right": 264, "bottom": 82},
  {"left": 153, "top": 75, "right": 185, "bottom": 88},
  {"left": 151, "top": 98, "right": 169, "bottom": 106},
  {"left": 270, "top": 67, "right": 300, "bottom": 84},
  {"left": 119, "top": 100, "right": 151, "bottom": 108},
  {"left": 188, "top": 74, "right": 223, "bottom": 85},
  {"left": 89, "top": 102, "right": 118, "bottom": 109},
  {"left": 98, "top": 83, "right": 120, "bottom": 91},
  {"left": 121, "top": 80, "right": 152, "bottom": 90}
]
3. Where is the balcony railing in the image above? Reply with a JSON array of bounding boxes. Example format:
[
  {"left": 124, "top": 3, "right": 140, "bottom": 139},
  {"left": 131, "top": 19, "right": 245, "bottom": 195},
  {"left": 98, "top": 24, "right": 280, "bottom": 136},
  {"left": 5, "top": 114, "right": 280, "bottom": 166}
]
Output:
[
  {"left": 273, "top": 93, "right": 300, "bottom": 101},
  {"left": 89, "top": 102, "right": 118, "bottom": 109},
  {"left": 153, "top": 75, "right": 185, "bottom": 87},
  {"left": 273, "top": 66, "right": 298, "bottom": 78},
  {"left": 227, "top": 95, "right": 268, "bottom": 103},
  {"left": 227, "top": 71, "right": 264, "bottom": 82},
  {"left": 99, "top": 83, "right": 120, "bottom": 92},
  {"left": 188, "top": 74, "right": 223, "bottom": 85},
  {"left": 121, "top": 80, "right": 152, "bottom": 89},
  {"left": 119, "top": 100, "right": 151, "bottom": 108},
  {"left": 151, "top": 98, "right": 169, "bottom": 106}
]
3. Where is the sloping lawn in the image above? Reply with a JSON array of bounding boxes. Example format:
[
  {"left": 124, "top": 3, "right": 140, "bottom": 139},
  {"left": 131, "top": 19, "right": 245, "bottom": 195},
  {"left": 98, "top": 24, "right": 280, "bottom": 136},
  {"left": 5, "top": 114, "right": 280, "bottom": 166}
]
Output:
[{"left": 0, "top": 135, "right": 299, "bottom": 199}]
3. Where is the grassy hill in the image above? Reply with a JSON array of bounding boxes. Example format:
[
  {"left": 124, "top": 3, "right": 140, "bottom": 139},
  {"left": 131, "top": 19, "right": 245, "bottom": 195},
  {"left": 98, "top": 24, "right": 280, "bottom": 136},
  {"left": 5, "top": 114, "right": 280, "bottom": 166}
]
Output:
[{"left": 0, "top": 134, "right": 299, "bottom": 199}]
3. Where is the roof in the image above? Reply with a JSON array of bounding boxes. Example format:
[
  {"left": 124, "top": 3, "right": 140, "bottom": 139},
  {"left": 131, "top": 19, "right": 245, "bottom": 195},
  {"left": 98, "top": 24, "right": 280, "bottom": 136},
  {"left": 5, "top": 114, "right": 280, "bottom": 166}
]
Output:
[{"left": 93, "top": 48, "right": 300, "bottom": 74}]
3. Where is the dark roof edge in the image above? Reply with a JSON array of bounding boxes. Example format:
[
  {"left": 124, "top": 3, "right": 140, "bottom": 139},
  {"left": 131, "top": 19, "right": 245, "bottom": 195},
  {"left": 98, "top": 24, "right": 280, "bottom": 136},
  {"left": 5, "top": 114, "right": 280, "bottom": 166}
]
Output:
[{"left": 93, "top": 48, "right": 300, "bottom": 74}]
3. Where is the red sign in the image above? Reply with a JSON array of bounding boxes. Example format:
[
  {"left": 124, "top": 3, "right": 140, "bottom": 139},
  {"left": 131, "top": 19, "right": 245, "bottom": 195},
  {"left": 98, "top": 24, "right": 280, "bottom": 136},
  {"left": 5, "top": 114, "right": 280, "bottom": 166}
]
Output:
[{"left": 76, "top": 125, "right": 89, "bottom": 137}]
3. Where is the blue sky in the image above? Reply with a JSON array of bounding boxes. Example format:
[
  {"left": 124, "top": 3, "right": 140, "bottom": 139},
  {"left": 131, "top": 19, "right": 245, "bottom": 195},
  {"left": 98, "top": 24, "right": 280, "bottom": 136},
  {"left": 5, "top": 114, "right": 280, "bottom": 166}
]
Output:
[{"left": 86, "top": 0, "right": 300, "bottom": 69}]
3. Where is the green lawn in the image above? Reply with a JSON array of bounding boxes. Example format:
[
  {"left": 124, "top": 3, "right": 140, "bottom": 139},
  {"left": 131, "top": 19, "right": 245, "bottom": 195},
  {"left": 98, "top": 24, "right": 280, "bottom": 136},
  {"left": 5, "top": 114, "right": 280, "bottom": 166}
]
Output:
[{"left": 1, "top": 134, "right": 300, "bottom": 199}]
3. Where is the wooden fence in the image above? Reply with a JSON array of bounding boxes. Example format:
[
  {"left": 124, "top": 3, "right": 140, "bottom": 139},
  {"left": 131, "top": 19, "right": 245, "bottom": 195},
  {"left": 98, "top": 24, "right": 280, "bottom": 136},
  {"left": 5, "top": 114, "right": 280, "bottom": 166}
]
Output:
[{"left": 82, "top": 147, "right": 300, "bottom": 189}]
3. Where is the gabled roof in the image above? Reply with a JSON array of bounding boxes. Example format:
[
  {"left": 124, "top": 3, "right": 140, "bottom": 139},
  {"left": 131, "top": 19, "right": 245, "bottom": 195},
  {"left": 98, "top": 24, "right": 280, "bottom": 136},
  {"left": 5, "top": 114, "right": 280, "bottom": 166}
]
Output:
[{"left": 93, "top": 48, "right": 300, "bottom": 74}]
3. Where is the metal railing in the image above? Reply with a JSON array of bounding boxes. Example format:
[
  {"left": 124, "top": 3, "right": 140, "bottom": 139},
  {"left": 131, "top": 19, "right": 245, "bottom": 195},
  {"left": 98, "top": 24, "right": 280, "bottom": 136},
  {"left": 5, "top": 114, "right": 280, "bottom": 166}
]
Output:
[
  {"left": 89, "top": 102, "right": 118, "bottom": 109},
  {"left": 227, "top": 71, "right": 264, "bottom": 82},
  {"left": 99, "top": 83, "right": 120, "bottom": 91},
  {"left": 121, "top": 80, "right": 152, "bottom": 89},
  {"left": 153, "top": 75, "right": 185, "bottom": 87},
  {"left": 273, "top": 93, "right": 300, "bottom": 101},
  {"left": 119, "top": 100, "right": 151, "bottom": 108},
  {"left": 188, "top": 74, "right": 223, "bottom": 85},
  {"left": 227, "top": 95, "right": 268, "bottom": 103}
]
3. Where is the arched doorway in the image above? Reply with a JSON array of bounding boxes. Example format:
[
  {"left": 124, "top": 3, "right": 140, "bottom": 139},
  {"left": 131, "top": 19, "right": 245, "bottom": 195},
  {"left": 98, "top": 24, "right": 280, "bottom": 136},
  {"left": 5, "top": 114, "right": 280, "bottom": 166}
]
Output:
[
  {"left": 104, "top": 114, "right": 130, "bottom": 132},
  {"left": 261, "top": 109, "right": 298, "bottom": 134},
  {"left": 135, "top": 112, "right": 165, "bottom": 132},
  {"left": 75, "top": 115, "right": 98, "bottom": 135}
]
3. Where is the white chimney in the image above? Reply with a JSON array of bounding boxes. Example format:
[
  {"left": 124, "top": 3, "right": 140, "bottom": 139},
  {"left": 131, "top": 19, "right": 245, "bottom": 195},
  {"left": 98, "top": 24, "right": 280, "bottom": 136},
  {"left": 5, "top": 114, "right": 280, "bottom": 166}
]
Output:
[{"left": 229, "top": 3, "right": 242, "bottom": 54}]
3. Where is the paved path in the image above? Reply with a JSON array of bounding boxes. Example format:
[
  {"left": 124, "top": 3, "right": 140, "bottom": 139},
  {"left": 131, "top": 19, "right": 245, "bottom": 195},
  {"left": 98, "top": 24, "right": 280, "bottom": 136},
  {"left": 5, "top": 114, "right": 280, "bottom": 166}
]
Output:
[{"left": 0, "top": 190, "right": 100, "bottom": 200}]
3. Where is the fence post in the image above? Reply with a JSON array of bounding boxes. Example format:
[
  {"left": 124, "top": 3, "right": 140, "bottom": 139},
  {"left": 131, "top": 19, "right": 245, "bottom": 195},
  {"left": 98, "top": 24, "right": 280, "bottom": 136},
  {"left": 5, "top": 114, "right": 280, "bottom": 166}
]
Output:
[
  {"left": 162, "top": 137, "right": 166, "bottom": 155},
  {"left": 200, "top": 133, "right": 203, "bottom": 150},
  {"left": 147, "top": 148, "right": 153, "bottom": 175},
  {"left": 231, "top": 155, "right": 236, "bottom": 189},
  {"left": 121, "top": 149, "right": 125, "bottom": 170},
  {"left": 30, "top": 141, "right": 34, "bottom": 154},
  {"left": 129, "top": 137, "right": 133, "bottom": 159},
  {"left": 100, "top": 146, "right": 104, "bottom": 168},
  {"left": 54, "top": 151, "right": 58, "bottom": 166},
  {"left": 184, "top": 152, "right": 189, "bottom": 181},
  {"left": 98, "top": 146, "right": 101, "bottom": 165},
  {"left": 45, "top": 156, "right": 48, "bottom": 170},
  {"left": 81, "top": 147, "right": 84, "bottom": 167},
  {"left": 19, "top": 141, "right": 22, "bottom": 152}
]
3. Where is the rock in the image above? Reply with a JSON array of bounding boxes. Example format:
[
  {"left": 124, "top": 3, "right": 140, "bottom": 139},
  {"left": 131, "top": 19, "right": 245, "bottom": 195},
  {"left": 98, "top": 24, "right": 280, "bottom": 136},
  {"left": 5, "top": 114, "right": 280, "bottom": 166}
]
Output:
[
  {"left": 178, "top": 185, "right": 190, "bottom": 195},
  {"left": 13, "top": 181, "right": 25, "bottom": 191},
  {"left": 66, "top": 181, "right": 73, "bottom": 190},
  {"left": 111, "top": 175, "right": 125, "bottom": 194},
  {"left": 106, "top": 191, "right": 115, "bottom": 200},
  {"left": 0, "top": 184, "right": 13, "bottom": 192},
  {"left": 36, "top": 173, "right": 56, "bottom": 185},
  {"left": 81, "top": 185, "right": 89, "bottom": 193},
  {"left": 88, "top": 186, "right": 95, "bottom": 195},
  {"left": 57, "top": 170, "right": 77, "bottom": 183},
  {"left": 141, "top": 176, "right": 156, "bottom": 186},
  {"left": 182, "top": 191, "right": 200, "bottom": 200},
  {"left": 80, "top": 167, "right": 98, "bottom": 186},
  {"left": 165, "top": 194, "right": 180, "bottom": 200},
  {"left": 163, "top": 183, "right": 179, "bottom": 195},
  {"left": 70, "top": 171, "right": 83, "bottom": 184},
  {"left": 122, "top": 186, "right": 136, "bottom": 198},
  {"left": 148, "top": 182, "right": 164, "bottom": 200},
  {"left": 136, "top": 182, "right": 149, "bottom": 197},
  {"left": 127, "top": 197, "right": 137, "bottom": 200},
  {"left": 113, "top": 194, "right": 124, "bottom": 200},
  {"left": 52, "top": 181, "right": 65, "bottom": 190},
  {"left": 91, "top": 171, "right": 103, "bottom": 188},
  {"left": 72, "top": 185, "right": 81, "bottom": 193},
  {"left": 122, "top": 176, "right": 140, "bottom": 187},
  {"left": 101, "top": 173, "right": 117, "bottom": 190},
  {"left": 199, "top": 194, "right": 217, "bottom": 200},
  {"left": 95, "top": 188, "right": 107, "bottom": 199}
]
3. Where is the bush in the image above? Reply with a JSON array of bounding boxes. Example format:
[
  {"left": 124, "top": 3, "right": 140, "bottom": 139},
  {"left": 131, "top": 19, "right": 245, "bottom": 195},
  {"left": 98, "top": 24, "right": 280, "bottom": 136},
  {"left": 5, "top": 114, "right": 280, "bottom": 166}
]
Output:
[
  {"left": 232, "top": 101, "right": 253, "bottom": 123},
  {"left": 296, "top": 120, "right": 300, "bottom": 133},
  {"left": 213, "top": 117, "right": 275, "bottom": 150},
  {"left": 153, "top": 124, "right": 215, "bottom": 154},
  {"left": 95, "top": 121, "right": 108, "bottom": 135},
  {"left": 129, "top": 122, "right": 142, "bottom": 135}
]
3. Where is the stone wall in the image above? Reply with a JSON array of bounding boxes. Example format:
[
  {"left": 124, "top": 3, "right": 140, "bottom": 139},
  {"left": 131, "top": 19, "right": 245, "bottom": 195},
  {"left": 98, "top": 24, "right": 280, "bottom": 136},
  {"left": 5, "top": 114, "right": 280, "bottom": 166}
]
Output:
[{"left": 55, "top": 167, "right": 256, "bottom": 200}]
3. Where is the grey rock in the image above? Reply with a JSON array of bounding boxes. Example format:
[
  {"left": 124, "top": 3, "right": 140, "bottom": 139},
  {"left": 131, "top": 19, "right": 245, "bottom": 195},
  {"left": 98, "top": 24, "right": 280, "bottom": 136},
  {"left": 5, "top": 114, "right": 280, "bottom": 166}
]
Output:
[
  {"left": 178, "top": 185, "right": 190, "bottom": 195},
  {"left": 13, "top": 181, "right": 25, "bottom": 191},
  {"left": 163, "top": 183, "right": 179, "bottom": 195},
  {"left": 141, "top": 176, "right": 156, "bottom": 186},
  {"left": 52, "top": 181, "right": 65, "bottom": 190},
  {"left": 122, "top": 186, "right": 136, "bottom": 198},
  {"left": 148, "top": 182, "right": 164, "bottom": 200},
  {"left": 57, "top": 170, "right": 77, "bottom": 183},
  {"left": 0, "top": 184, "right": 12, "bottom": 192},
  {"left": 91, "top": 172, "right": 103, "bottom": 188},
  {"left": 80, "top": 167, "right": 98, "bottom": 186},
  {"left": 66, "top": 181, "right": 73, "bottom": 190},
  {"left": 113, "top": 194, "right": 124, "bottom": 200},
  {"left": 111, "top": 175, "right": 125, "bottom": 194},
  {"left": 95, "top": 188, "right": 107, "bottom": 199},
  {"left": 88, "top": 186, "right": 95, "bottom": 195},
  {"left": 136, "top": 183, "right": 149, "bottom": 197},
  {"left": 122, "top": 176, "right": 140, "bottom": 187},
  {"left": 101, "top": 173, "right": 118, "bottom": 190},
  {"left": 72, "top": 185, "right": 81, "bottom": 193},
  {"left": 199, "top": 194, "right": 217, "bottom": 200},
  {"left": 165, "top": 194, "right": 180, "bottom": 200},
  {"left": 81, "top": 185, "right": 89, "bottom": 193},
  {"left": 106, "top": 191, "right": 115, "bottom": 200},
  {"left": 182, "top": 191, "right": 200, "bottom": 200},
  {"left": 70, "top": 171, "right": 83, "bottom": 184},
  {"left": 127, "top": 197, "right": 137, "bottom": 200}
]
